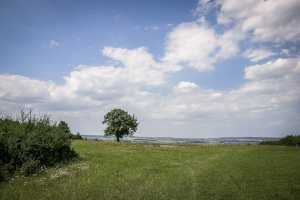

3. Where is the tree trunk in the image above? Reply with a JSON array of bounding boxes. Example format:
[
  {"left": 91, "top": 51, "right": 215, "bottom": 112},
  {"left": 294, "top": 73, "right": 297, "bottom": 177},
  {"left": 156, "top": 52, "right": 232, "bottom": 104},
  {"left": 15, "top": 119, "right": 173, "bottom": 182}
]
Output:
[{"left": 117, "top": 136, "right": 120, "bottom": 142}]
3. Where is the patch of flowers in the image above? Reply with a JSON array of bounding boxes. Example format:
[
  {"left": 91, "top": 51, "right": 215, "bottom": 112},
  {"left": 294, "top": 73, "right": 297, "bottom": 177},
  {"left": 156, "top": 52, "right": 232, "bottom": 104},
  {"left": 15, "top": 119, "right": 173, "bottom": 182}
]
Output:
[
  {"left": 49, "top": 163, "right": 89, "bottom": 180},
  {"left": 50, "top": 168, "right": 72, "bottom": 180}
]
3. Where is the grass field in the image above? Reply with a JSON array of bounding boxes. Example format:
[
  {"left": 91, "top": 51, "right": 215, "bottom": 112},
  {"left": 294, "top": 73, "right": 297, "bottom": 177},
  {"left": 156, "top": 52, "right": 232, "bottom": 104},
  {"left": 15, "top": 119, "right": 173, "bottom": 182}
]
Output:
[{"left": 1, "top": 140, "right": 299, "bottom": 199}]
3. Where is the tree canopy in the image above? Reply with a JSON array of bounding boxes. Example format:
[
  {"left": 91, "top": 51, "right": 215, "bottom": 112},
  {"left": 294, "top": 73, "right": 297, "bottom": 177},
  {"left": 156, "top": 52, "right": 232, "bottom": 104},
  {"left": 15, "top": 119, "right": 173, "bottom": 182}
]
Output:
[{"left": 102, "top": 108, "right": 138, "bottom": 142}]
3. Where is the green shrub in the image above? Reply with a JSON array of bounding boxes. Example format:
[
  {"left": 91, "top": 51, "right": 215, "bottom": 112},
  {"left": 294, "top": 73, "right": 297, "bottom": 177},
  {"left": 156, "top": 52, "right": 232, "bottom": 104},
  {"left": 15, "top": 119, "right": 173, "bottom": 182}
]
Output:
[
  {"left": 0, "top": 110, "right": 78, "bottom": 182},
  {"left": 259, "top": 140, "right": 280, "bottom": 145},
  {"left": 278, "top": 134, "right": 300, "bottom": 146},
  {"left": 260, "top": 134, "right": 300, "bottom": 146},
  {"left": 58, "top": 121, "right": 83, "bottom": 140},
  {"left": 70, "top": 132, "right": 83, "bottom": 140},
  {"left": 21, "top": 158, "right": 40, "bottom": 176}
]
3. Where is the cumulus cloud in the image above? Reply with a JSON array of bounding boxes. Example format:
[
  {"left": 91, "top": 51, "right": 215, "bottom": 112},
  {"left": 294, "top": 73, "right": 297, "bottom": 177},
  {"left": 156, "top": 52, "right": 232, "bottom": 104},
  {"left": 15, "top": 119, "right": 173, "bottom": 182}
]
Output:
[
  {"left": 0, "top": 46, "right": 182, "bottom": 111},
  {"left": 243, "top": 48, "right": 276, "bottom": 62},
  {"left": 216, "top": 27, "right": 244, "bottom": 59},
  {"left": 244, "top": 58, "right": 299, "bottom": 81},
  {"left": 0, "top": 74, "right": 54, "bottom": 102},
  {"left": 216, "top": 0, "right": 300, "bottom": 42},
  {"left": 161, "top": 18, "right": 243, "bottom": 72},
  {"left": 174, "top": 81, "right": 200, "bottom": 93},
  {"left": 102, "top": 46, "right": 180, "bottom": 83},
  {"left": 1, "top": 55, "right": 300, "bottom": 137},
  {"left": 162, "top": 22, "right": 217, "bottom": 72}
]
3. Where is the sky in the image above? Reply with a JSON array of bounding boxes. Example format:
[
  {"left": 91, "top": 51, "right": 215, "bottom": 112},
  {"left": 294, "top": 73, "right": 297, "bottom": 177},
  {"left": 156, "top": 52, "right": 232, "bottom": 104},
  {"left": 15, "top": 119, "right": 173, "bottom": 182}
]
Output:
[{"left": 1, "top": 0, "right": 300, "bottom": 138}]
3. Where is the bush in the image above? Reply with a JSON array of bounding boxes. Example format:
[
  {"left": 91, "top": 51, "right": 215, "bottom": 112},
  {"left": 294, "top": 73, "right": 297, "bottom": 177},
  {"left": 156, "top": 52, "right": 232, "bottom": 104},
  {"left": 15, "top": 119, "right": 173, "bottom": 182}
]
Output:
[
  {"left": 278, "top": 134, "right": 300, "bottom": 146},
  {"left": 0, "top": 110, "right": 78, "bottom": 182},
  {"left": 259, "top": 140, "right": 280, "bottom": 145},
  {"left": 260, "top": 134, "right": 300, "bottom": 147},
  {"left": 70, "top": 132, "right": 83, "bottom": 140},
  {"left": 58, "top": 121, "right": 83, "bottom": 140}
]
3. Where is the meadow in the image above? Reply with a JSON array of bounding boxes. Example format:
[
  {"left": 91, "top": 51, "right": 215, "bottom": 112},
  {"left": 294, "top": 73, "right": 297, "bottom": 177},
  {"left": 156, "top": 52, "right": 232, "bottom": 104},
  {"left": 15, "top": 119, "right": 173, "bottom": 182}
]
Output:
[{"left": 0, "top": 140, "right": 299, "bottom": 199}]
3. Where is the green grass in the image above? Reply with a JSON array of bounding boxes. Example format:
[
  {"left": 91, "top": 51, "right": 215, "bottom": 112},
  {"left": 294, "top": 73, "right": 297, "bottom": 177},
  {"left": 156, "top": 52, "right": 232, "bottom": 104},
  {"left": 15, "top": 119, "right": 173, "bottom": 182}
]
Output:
[{"left": 1, "top": 141, "right": 300, "bottom": 199}]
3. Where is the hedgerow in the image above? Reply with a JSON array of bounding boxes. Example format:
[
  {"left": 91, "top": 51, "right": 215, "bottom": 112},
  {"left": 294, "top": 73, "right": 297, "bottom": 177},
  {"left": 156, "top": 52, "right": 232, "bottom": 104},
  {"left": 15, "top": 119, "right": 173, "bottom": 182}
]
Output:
[
  {"left": 259, "top": 134, "right": 300, "bottom": 146},
  {"left": 0, "top": 110, "right": 78, "bottom": 182}
]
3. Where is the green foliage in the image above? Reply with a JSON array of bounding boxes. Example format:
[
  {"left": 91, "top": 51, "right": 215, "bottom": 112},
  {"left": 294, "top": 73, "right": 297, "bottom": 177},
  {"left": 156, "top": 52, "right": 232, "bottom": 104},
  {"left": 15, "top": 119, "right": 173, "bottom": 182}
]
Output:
[
  {"left": 259, "top": 140, "right": 280, "bottom": 145},
  {"left": 58, "top": 121, "right": 83, "bottom": 140},
  {"left": 0, "top": 110, "right": 78, "bottom": 182},
  {"left": 260, "top": 134, "right": 300, "bottom": 146},
  {"left": 102, "top": 108, "right": 138, "bottom": 142},
  {"left": 58, "top": 120, "right": 83, "bottom": 140},
  {"left": 58, "top": 121, "right": 71, "bottom": 135},
  {"left": 70, "top": 132, "right": 83, "bottom": 140}
]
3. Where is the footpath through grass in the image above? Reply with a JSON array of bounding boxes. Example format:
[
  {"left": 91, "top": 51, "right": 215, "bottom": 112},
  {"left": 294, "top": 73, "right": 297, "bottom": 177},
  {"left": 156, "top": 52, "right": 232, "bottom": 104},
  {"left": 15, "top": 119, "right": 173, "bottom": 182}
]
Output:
[{"left": 1, "top": 140, "right": 299, "bottom": 199}]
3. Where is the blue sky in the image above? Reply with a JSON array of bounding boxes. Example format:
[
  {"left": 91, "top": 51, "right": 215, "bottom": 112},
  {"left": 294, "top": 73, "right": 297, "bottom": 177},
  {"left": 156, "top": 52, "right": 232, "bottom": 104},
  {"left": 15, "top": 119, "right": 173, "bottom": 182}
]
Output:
[{"left": 1, "top": 0, "right": 300, "bottom": 138}]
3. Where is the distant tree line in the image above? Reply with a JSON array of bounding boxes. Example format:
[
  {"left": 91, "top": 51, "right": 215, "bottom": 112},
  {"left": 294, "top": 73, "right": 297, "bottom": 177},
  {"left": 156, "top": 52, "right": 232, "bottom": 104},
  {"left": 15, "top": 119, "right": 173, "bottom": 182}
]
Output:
[
  {"left": 0, "top": 110, "right": 81, "bottom": 182},
  {"left": 259, "top": 134, "right": 300, "bottom": 147}
]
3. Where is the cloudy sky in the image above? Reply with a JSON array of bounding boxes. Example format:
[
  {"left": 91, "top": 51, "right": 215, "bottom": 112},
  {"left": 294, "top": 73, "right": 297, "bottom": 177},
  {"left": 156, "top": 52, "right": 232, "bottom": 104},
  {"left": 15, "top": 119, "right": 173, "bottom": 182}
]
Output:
[{"left": 1, "top": 0, "right": 300, "bottom": 138}]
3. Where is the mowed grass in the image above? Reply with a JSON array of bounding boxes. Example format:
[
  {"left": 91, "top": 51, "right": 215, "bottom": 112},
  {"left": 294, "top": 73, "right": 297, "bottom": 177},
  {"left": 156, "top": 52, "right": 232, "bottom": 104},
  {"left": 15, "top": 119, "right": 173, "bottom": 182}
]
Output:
[{"left": 1, "top": 140, "right": 299, "bottom": 200}]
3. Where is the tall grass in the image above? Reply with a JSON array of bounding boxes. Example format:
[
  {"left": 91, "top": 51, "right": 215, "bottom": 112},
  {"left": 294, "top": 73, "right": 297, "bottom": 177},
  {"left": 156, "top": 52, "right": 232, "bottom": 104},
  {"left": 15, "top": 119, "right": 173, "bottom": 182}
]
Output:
[{"left": 1, "top": 141, "right": 299, "bottom": 199}]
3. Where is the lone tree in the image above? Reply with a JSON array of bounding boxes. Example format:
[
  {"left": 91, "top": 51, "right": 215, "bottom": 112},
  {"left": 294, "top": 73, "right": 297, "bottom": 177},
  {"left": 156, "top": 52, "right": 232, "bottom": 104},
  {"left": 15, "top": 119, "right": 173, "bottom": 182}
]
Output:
[{"left": 102, "top": 108, "right": 138, "bottom": 142}]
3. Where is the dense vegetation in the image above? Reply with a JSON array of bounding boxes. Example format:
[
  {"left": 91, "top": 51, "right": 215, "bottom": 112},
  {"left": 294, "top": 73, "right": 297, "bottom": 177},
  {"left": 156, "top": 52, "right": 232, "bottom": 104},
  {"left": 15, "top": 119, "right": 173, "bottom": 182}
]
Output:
[
  {"left": 0, "top": 110, "right": 79, "bottom": 182},
  {"left": 259, "top": 134, "right": 300, "bottom": 146},
  {"left": 58, "top": 120, "right": 83, "bottom": 140},
  {"left": 0, "top": 141, "right": 299, "bottom": 199}
]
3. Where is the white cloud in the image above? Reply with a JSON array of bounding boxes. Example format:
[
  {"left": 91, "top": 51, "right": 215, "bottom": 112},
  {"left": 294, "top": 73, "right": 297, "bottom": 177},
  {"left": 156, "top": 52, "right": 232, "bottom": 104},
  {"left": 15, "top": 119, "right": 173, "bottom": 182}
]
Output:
[
  {"left": 244, "top": 58, "right": 299, "bottom": 81},
  {"left": 1, "top": 55, "right": 300, "bottom": 137},
  {"left": 63, "top": 66, "right": 125, "bottom": 100},
  {"left": 50, "top": 40, "right": 59, "bottom": 47},
  {"left": 0, "top": 46, "right": 179, "bottom": 112},
  {"left": 243, "top": 48, "right": 276, "bottom": 62},
  {"left": 162, "top": 22, "right": 217, "bottom": 72},
  {"left": 0, "top": 74, "right": 54, "bottom": 102},
  {"left": 162, "top": 19, "right": 244, "bottom": 72},
  {"left": 210, "top": 93, "right": 222, "bottom": 99},
  {"left": 216, "top": 0, "right": 300, "bottom": 42},
  {"left": 216, "top": 27, "right": 244, "bottom": 59},
  {"left": 174, "top": 81, "right": 200, "bottom": 93},
  {"left": 102, "top": 46, "right": 179, "bottom": 84},
  {"left": 217, "top": 13, "right": 232, "bottom": 25},
  {"left": 194, "top": 0, "right": 215, "bottom": 16}
]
